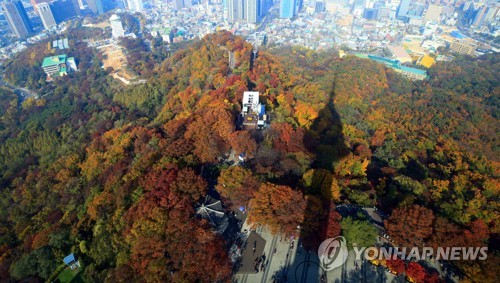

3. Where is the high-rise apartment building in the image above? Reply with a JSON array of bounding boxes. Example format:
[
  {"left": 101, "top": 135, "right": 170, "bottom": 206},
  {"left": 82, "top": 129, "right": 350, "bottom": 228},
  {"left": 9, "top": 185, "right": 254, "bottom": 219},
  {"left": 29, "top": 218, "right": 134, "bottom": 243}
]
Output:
[
  {"left": 280, "top": 0, "right": 295, "bottom": 18},
  {"left": 127, "top": 0, "right": 143, "bottom": 12},
  {"left": 425, "top": 4, "right": 442, "bottom": 22},
  {"left": 1, "top": 1, "right": 33, "bottom": 38},
  {"left": 397, "top": 0, "right": 410, "bottom": 18},
  {"left": 472, "top": 4, "right": 499, "bottom": 27},
  {"left": 51, "top": 0, "right": 78, "bottom": 22},
  {"left": 175, "top": 0, "right": 191, "bottom": 10},
  {"left": 245, "top": 0, "right": 259, "bottom": 23},
  {"left": 227, "top": 0, "right": 238, "bottom": 22},
  {"left": 110, "top": 14, "right": 125, "bottom": 38},
  {"left": 87, "top": 0, "right": 103, "bottom": 14},
  {"left": 37, "top": 2, "right": 56, "bottom": 29},
  {"left": 351, "top": 0, "right": 365, "bottom": 16}
]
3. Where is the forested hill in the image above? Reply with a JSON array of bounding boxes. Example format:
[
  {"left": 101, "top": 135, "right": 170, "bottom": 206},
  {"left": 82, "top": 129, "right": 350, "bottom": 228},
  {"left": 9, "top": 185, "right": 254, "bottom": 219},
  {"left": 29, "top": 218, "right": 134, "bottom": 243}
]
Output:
[{"left": 0, "top": 31, "right": 498, "bottom": 282}]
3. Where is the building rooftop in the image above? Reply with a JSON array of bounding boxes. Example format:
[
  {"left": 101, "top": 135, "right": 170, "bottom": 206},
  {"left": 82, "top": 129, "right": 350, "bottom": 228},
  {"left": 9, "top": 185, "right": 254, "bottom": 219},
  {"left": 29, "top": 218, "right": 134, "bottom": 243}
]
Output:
[
  {"left": 450, "top": 30, "right": 467, "bottom": 39},
  {"left": 398, "top": 65, "right": 427, "bottom": 76},
  {"left": 110, "top": 14, "right": 120, "bottom": 21},
  {"left": 418, "top": 54, "right": 435, "bottom": 68},
  {"left": 42, "top": 54, "right": 67, "bottom": 68},
  {"left": 355, "top": 54, "right": 428, "bottom": 78},
  {"left": 387, "top": 45, "right": 412, "bottom": 61}
]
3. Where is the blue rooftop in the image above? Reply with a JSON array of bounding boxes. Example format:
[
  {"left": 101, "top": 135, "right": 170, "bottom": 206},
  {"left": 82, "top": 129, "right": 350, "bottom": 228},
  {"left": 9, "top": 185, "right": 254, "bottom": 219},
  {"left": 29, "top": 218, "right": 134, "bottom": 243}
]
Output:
[
  {"left": 259, "top": 104, "right": 266, "bottom": 116},
  {"left": 399, "top": 65, "right": 427, "bottom": 76},
  {"left": 450, "top": 31, "right": 467, "bottom": 39},
  {"left": 63, "top": 253, "right": 75, "bottom": 265}
]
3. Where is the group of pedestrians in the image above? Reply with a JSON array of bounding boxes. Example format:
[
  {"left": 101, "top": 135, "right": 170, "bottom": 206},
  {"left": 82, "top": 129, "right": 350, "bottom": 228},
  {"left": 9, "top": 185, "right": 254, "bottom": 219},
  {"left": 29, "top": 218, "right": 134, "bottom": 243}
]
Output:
[{"left": 254, "top": 254, "right": 267, "bottom": 273}]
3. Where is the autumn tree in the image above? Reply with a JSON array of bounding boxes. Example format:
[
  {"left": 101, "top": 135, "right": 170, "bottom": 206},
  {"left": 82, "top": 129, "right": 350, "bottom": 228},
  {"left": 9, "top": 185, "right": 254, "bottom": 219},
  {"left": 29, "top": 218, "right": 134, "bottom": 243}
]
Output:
[
  {"left": 385, "top": 205, "right": 434, "bottom": 248},
  {"left": 340, "top": 217, "right": 377, "bottom": 249},
  {"left": 248, "top": 183, "right": 306, "bottom": 235},
  {"left": 229, "top": 130, "right": 257, "bottom": 157},
  {"left": 320, "top": 208, "right": 342, "bottom": 240},
  {"left": 301, "top": 169, "right": 341, "bottom": 201},
  {"left": 215, "top": 166, "right": 259, "bottom": 206},
  {"left": 386, "top": 256, "right": 405, "bottom": 274},
  {"left": 406, "top": 262, "right": 427, "bottom": 283},
  {"left": 184, "top": 107, "right": 234, "bottom": 163}
]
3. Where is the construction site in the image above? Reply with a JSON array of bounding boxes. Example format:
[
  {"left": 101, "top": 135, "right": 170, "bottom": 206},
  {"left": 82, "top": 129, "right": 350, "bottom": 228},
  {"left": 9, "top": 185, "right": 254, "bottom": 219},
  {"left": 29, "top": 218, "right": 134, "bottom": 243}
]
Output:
[{"left": 98, "top": 44, "right": 144, "bottom": 85}]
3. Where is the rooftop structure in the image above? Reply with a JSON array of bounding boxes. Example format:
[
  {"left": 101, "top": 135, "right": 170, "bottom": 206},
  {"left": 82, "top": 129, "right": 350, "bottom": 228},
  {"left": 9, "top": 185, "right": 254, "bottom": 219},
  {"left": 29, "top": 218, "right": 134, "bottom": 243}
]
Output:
[
  {"left": 425, "top": 4, "right": 442, "bottom": 22},
  {"left": 110, "top": 14, "right": 125, "bottom": 38},
  {"left": 52, "top": 38, "right": 69, "bottom": 50},
  {"left": 387, "top": 45, "right": 413, "bottom": 63},
  {"left": 42, "top": 54, "right": 77, "bottom": 80},
  {"left": 241, "top": 91, "right": 269, "bottom": 129},
  {"left": 418, "top": 54, "right": 435, "bottom": 68},
  {"left": 449, "top": 38, "right": 477, "bottom": 56},
  {"left": 63, "top": 253, "right": 81, "bottom": 270},
  {"left": 280, "top": 0, "right": 295, "bottom": 19},
  {"left": 37, "top": 2, "right": 56, "bottom": 30},
  {"left": 355, "top": 54, "right": 428, "bottom": 81}
]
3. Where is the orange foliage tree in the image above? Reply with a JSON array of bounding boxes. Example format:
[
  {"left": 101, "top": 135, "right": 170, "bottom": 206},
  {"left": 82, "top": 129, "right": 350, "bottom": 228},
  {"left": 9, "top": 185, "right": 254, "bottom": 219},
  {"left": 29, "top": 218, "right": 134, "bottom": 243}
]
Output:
[{"left": 248, "top": 183, "right": 306, "bottom": 235}]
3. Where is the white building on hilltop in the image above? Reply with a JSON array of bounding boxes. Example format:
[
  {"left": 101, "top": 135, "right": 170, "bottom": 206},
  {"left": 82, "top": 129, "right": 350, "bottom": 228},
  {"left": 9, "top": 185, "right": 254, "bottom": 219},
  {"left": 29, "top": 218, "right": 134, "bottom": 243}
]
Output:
[
  {"left": 110, "top": 14, "right": 125, "bottom": 38},
  {"left": 241, "top": 91, "right": 269, "bottom": 129}
]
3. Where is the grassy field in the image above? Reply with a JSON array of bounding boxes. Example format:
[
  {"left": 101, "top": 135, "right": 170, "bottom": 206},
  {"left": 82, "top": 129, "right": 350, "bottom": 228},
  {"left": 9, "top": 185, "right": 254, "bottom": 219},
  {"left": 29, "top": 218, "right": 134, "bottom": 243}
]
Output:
[{"left": 57, "top": 267, "right": 83, "bottom": 283}]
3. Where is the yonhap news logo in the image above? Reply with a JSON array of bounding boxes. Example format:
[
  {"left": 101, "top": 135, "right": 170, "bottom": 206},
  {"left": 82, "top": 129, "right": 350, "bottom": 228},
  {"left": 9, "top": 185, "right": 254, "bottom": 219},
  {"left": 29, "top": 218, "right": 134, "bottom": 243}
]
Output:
[
  {"left": 318, "top": 236, "right": 349, "bottom": 271},
  {"left": 317, "top": 236, "right": 488, "bottom": 272}
]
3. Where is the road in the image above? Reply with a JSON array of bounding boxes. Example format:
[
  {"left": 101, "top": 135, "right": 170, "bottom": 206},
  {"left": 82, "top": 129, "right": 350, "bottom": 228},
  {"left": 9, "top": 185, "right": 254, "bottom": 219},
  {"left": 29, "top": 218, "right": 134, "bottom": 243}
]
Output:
[
  {"left": 257, "top": 6, "right": 279, "bottom": 33},
  {"left": 0, "top": 72, "right": 38, "bottom": 100}
]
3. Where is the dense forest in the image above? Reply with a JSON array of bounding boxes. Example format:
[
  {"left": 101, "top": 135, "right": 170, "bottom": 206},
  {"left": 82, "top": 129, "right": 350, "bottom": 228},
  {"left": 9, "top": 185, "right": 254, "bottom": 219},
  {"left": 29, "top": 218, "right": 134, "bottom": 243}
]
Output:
[{"left": 0, "top": 30, "right": 498, "bottom": 282}]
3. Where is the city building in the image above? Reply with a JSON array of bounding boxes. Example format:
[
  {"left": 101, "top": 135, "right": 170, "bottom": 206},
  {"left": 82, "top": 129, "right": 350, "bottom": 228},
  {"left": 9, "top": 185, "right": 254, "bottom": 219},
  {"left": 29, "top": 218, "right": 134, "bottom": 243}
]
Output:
[
  {"left": 351, "top": 0, "right": 365, "bottom": 16},
  {"left": 280, "top": 0, "right": 295, "bottom": 19},
  {"left": 425, "top": 4, "right": 442, "bottom": 22},
  {"left": 449, "top": 38, "right": 477, "bottom": 56},
  {"left": 358, "top": 54, "right": 428, "bottom": 80},
  {"left": 472, "top": 4, "right": 498, "bottom": 27},
  {"left": 227, "top": 0, "right": 239, "bottom": 22},
  {"left": 151, "top": 27, "right": 172, "bottom": 42},
  {"left": 52, "top": 38, "right": 69, "bottom": 49},
  {"left": 228, "top": 0, "right": 245, "bottom": 23},
  {"left": 50, "top": 0, "right": 78, "bottom": 23},
  {"left": 1, "top": 1, "right": 33, "bottom": 38},
  {"left": 362, "top": 8, "right": 377, "bottom": 20},
  {"left": 42, "top": 54, "right": 78, "bottom": 80},
  {"left": 387, "top": 45, "right": 413, "bottom": 63},
  {"left": 245, "top": 0, "right": 259, "bottom": 23},
  {"left": 314, "top": 1, "right": 325, "bottom": 14},
  {"left": 418, "top": 54, "right": 435, "bottom": 68},
  {"left": 87, "top": 0, "right": 104, "bottom": 14},
  {"left": 110, "top": 14, "right": 125, "bottom": 38},
  {"left": 258, "top": 0, "right": 270, "bottom": 18},
  {"left": 37, "top": 2, "right": 56, "bottom": 30},
  {"left": 175, "top": 0, "right": 191, "bottom": 10},
  {"left": 127, "top": 0, "right": 143, "bottom": 12},
  {"left": 396, "top": 0, "right": 410, "bottom": 19}
]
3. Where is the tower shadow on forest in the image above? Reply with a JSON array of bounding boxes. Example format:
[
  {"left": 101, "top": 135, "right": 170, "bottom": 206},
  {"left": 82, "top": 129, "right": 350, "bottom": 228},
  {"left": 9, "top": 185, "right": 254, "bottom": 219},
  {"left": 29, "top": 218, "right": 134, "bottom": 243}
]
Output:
[{"left": 285, "top": 79, "right": 350, "bottom": 282}]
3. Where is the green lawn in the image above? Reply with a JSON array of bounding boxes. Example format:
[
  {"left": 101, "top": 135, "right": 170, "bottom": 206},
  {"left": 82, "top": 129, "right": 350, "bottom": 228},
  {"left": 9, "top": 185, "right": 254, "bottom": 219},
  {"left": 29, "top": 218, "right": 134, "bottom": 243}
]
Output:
[{"left": 57, "top": 267, "right": 83, "bottom": 283}]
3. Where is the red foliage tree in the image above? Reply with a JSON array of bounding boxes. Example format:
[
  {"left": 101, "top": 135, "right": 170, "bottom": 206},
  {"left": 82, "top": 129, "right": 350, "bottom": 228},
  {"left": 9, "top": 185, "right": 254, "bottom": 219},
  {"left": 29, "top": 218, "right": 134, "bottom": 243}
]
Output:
[
  {"left": 229, "top": 130, "right": 257, "bottom": 157},
  {"left": 385, "top": 205, "right": 434, "bottom": 248},
  {"left": 320, "top": 208, "right": 343, "bottom": 240},
  {"left": 386, "top": 257, "right": 405, "bottom": 274},
  {"left": 406, "top": 262, "right": 427, "bottom": 283}
]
